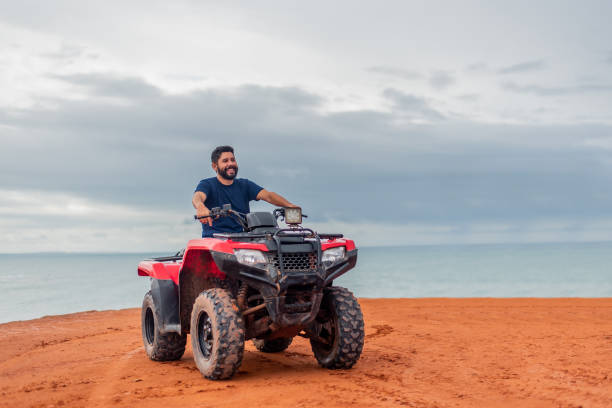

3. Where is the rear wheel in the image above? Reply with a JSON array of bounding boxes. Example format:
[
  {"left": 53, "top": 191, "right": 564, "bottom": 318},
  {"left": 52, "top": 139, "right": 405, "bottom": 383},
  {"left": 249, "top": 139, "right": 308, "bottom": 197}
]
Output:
[
  {"left": 309, "top": 287, "right": 364, "bottom": 369},
  {"left": 190, "top": 289, "right": 245, "bottom": 380},
  {"left": 141, "top": 291, "right": 186, "bottom": 361},
  {"left": 252, "top": 337, "right": 293, "bottom": 353}
]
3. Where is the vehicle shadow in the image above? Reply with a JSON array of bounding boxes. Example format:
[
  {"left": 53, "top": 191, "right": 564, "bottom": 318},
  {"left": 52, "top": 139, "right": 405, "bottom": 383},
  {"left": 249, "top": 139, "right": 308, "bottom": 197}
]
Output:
[{"left": 167, "top": 346, "right": 323, "bottom": 381}]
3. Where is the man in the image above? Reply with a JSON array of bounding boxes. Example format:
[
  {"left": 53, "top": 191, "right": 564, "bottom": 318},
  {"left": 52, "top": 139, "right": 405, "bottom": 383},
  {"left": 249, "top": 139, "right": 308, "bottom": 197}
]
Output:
[{"left": 192, "top": 145, "right": 298, "bottom": 237}]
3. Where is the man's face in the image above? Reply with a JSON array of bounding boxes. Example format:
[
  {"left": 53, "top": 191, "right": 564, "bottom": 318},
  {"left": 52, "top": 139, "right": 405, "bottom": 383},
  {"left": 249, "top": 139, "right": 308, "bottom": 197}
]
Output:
[{"left": 213, "top": 152, "right": 238, "bottom": 180}]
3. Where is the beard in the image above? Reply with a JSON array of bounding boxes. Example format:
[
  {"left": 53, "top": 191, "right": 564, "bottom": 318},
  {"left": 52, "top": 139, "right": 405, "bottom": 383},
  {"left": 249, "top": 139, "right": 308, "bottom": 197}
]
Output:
[{"left": 218, "top": 165, "right": 238, "bottom": 180}]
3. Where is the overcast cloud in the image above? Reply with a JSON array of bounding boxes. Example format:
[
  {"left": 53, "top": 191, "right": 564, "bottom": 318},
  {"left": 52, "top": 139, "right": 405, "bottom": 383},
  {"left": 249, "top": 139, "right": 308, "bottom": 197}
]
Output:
[
  {"left": 498, "top": 60, "right": 546, "bottom": 75},
  {"left": 1, "top": 0, "right": 612, "bottom": 252}
]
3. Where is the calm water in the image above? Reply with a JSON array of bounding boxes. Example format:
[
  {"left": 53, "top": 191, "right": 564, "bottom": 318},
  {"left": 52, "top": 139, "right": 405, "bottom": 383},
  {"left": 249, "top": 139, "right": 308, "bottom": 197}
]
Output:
[{"left": 1, "top": 242, "right": 611, "bottom": 323}]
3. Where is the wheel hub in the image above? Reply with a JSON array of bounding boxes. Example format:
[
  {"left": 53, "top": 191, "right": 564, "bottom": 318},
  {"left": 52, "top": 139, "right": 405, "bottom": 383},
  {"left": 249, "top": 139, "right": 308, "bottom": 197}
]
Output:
[
  {"left": 312, "top": 318, "right": 336, "bottom": 352},
  {"left": 197, "top": 312, "right": 213, "bottom": 358},
  {"left": 144, "top": 307, "right": 155, "bottom": 345}
]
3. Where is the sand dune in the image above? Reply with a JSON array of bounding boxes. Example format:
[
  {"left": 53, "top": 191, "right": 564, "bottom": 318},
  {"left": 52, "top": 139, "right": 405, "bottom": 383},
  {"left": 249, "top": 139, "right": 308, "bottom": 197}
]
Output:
[{"left": 1, "top": 298, "right": 611, "bottom": 407}]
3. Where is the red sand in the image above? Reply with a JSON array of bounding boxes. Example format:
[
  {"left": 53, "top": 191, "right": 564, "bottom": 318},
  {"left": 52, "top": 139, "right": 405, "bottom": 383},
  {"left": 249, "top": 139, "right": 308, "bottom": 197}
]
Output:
[{"left": 1, "top": 298, "right": 611, "bottom": 407}]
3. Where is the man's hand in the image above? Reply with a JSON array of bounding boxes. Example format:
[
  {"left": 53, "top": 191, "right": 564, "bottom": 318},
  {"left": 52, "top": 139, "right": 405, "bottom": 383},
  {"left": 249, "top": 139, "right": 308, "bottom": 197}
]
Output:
[{"left": 196, "top": 207, "right": 213, "bottom": 226}]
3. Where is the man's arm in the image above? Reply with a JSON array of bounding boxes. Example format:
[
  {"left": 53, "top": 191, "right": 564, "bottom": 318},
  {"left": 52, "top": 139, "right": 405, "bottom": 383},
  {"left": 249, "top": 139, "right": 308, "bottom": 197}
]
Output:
[
  {"left": 256, "top": 189, "right": 298, "bottom": 208},
  {"left": 192, "top": 191, "right": 212, "bottom": 226}
]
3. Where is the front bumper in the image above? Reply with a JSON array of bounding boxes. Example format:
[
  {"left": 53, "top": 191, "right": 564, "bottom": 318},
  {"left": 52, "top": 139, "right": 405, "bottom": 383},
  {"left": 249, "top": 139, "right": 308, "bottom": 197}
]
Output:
[{"left": 210, "top": 249, "right": 357, "bottom": 326}]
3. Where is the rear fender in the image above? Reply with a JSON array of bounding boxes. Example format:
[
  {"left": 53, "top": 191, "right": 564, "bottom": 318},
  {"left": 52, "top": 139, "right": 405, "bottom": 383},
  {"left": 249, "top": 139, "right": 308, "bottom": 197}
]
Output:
[
  {"left": 138, "top": 261, "right": 180, "bottom": 284},
  {"left": 150, "top": 279, "right": 181, "bottom": 335}
]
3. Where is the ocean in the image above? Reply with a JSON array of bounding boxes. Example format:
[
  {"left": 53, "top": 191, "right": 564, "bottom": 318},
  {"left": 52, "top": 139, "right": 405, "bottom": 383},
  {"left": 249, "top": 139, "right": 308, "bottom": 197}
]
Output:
[{"left": 1, "top": 242, "right": 611, "bottom": 324}]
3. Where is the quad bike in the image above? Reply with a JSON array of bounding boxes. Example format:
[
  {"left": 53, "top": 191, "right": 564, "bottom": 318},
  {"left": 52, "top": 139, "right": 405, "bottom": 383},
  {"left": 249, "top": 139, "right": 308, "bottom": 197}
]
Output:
[{"left": 137, "top": 205, "right": 364, "bottom": 380}]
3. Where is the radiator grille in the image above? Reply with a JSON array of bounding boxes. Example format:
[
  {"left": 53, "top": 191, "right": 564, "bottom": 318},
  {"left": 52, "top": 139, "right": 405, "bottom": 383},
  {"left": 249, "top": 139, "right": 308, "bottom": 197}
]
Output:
[{"left": 270, "top": 252, "right": 317, "bottom": 271}]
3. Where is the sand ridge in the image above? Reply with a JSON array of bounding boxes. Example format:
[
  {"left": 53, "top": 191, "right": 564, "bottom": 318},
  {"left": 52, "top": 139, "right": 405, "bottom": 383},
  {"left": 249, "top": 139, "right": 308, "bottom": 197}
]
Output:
[{"left": 1, "top": 298, "right": 611, "bottom": 407}]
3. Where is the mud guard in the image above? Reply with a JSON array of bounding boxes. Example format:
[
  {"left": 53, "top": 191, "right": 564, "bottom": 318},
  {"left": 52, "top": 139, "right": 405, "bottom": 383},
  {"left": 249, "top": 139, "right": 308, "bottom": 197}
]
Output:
[{"left": 150, "top": 279, "right": 182, "bottom": 335}]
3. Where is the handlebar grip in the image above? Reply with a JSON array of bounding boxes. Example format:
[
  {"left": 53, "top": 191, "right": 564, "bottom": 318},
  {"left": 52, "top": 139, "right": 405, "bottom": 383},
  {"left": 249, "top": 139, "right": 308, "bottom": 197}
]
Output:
[{"left": 194, "top": 215, "right": 211, "bottom": 220}]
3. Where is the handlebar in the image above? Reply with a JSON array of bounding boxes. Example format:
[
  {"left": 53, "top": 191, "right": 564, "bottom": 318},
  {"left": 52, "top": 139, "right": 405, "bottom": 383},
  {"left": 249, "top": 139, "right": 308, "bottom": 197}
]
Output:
[
  {"left": 193, "top": 205, "right": 343, "bottom": 238},
  {"left": 196, "top": 206, "right": 307, "bottom": 220},
  {"left": 194, "top": 204, "right": 249, "bottom": 229},
  {"left": 194, "top": 204, "right": 241, "bottom": 220},
  {"left": 195, "top": 206, "right": 307, "bottom": 229}
]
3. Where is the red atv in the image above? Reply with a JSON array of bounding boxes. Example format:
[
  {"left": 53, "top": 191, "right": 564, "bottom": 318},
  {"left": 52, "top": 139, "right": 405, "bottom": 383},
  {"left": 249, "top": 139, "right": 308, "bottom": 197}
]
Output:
[{"left": 137, "top": 205, "right": 364, "bottom": 380}]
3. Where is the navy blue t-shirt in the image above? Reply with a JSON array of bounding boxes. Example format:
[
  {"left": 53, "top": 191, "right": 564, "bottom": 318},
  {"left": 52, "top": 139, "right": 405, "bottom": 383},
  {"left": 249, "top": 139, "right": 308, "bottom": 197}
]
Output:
[{"left": 195, "top": 177, "right": 264, "bottom": 237}]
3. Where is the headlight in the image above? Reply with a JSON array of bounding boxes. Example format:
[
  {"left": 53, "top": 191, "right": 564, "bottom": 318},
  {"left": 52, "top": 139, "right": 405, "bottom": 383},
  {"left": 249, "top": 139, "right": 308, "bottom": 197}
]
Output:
[
  {"left": 322, "top": 246, "right": 345, "bottom": 266},
  {"left": 234, "top": 249, "right": 267, "bottom": 266},
  {"left": 284, "top": 207, "right": 302, "bottom": 224}
]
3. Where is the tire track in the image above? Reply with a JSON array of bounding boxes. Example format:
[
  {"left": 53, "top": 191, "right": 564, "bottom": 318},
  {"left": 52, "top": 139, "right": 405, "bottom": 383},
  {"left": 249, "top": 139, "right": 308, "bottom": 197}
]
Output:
[{"left": 87, "top": 346, "right": 143, "bottom": 405}]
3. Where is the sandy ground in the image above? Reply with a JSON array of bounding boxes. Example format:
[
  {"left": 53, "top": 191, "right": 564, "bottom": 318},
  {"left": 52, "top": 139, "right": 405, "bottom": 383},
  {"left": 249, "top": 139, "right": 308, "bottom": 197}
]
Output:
[{"left": 1, "top": 298, "right": 611, "bottom": 408}]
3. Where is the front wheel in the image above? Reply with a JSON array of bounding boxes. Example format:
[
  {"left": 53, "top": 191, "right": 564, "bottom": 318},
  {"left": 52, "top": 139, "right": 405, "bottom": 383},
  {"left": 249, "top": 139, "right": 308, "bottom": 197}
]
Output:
[
  {"left": 190, "top": 289, "right": 245, "bottom": 380},
  {"left": 141, "top": 291, "right": 186, "bottom": 361},
  {"left": 309, "top": 287, "right": 364, "bottom": 369}
]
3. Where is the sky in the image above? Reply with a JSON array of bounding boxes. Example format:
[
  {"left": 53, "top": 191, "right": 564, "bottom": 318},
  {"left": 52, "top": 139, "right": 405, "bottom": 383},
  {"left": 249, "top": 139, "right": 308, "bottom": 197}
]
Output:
[{"left": 2, "top": 0, "right": 612, "bottom": 252}]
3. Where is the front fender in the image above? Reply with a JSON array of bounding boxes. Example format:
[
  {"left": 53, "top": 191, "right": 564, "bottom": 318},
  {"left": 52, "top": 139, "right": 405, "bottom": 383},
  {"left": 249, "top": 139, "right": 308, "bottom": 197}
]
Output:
[
  {"left": 210, "top": 251, "right": 280, "bottom": 296},
  {"left": 323, "top": 249, "right": 358, "bottom": 286}
]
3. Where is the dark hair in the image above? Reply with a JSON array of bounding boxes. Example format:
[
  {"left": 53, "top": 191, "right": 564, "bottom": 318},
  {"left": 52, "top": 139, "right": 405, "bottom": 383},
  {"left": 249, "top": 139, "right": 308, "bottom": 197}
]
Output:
[{"left": 211, "top": 145, "right": 234, "bottom": 163}]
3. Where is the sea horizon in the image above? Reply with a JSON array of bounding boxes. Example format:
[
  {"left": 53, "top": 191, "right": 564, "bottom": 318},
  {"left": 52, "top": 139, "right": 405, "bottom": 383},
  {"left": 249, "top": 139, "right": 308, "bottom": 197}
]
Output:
[
  {"left": 2, "top": 238, "right": 612, "bottom": 255},
  {"left": 1, "top": 240, "right": 611, "bottom": 324}
]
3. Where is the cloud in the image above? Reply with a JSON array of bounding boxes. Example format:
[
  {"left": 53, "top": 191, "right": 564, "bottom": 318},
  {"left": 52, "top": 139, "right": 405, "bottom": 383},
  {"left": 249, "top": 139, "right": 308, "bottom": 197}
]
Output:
[
  {"left": 1, "top": 2, "right": 612, "bottom": 252},
  {"left": 2, "top": 73, "right": 612, "bottom": 250},
  {"left": 0, "top": 189, "right": 177, "bottom": 219},
  {"left": 366, "top": 66, "right": 421, "bottom": 80},
  {"left": 502, "top": 81, "right": 612, "bottom": 96},
  {"left": 307, "top": 218, "right": 612, "bottom": 247},
  {"left": 382, "top": 88, "right": 445, "bottom": 121},
  {"left": 51, "top": 72, "right": 163, "bottom": 100},
  {"left": 428, "top": 70, "right": 455, "bottom": 90},
  {"left": 465, "top": 62, "right": 489, "bottom": 73},
  {"left": 0, "top": 188, "right": 195, "bottom": 252},
  {"left": 456, "top": 93, "right": 480, "bottom": 102},
  {"left": 40, "top": 43, "right": 86, "bottom": 61},
  {"left": 498, "top": 60, "right": 546, "bottom": 74}
]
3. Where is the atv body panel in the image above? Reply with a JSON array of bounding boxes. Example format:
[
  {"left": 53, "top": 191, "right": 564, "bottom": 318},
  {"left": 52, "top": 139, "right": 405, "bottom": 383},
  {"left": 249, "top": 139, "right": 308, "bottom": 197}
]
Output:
[{"left": 138, "top": 235, "right": 356, "bottom": 336}]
